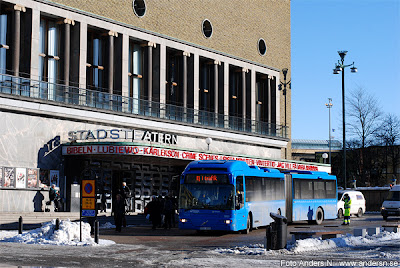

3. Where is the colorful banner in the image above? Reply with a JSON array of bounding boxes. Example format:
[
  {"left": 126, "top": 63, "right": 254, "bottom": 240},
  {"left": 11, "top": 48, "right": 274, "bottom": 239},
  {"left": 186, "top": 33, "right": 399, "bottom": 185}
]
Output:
[
  {"left": 62, "top": 145, "right": 330, "bottom": 173},
  {"left": 27, "top": 169, "right": 38, "bottom": 188}
]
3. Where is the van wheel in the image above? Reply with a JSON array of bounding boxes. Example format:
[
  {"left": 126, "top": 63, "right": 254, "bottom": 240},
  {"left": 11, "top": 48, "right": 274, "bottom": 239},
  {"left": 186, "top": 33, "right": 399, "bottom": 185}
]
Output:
[
  {"left": 241, "top": 215, "right": 251, "bottom": 234},
  {"left": 338, "top": 209, "right": 344, "bottom": 219},
  {"left": 356, "top": 208, "right": 363, "bottom": 217},
  {"left": 315, "top": 207, "right": 324, "bottom": 225}
]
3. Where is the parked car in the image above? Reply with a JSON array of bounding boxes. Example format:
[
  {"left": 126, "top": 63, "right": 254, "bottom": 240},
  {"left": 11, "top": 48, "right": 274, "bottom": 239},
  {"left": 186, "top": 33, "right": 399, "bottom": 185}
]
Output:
[
  {"left": 337, "top": 190, "right": 366, "bottom": 218},
  {"left": 381, "top": 185, "right": 400, "bottom": 220}
]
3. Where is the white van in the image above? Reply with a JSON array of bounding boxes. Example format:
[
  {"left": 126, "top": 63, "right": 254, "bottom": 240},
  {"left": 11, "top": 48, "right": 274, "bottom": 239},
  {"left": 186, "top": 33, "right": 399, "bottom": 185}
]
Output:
[
  {"left": 381, "top": 185, "right": 400, "bottom": 220},
  {"left": 337, "top": 190, "right": 366, "bottom": 218}
]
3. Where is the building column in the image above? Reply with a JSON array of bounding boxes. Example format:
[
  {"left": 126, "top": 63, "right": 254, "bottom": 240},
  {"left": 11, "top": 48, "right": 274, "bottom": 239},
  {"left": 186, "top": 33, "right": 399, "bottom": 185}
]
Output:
[
  {"left": 30, "top": 7, "right": 40, "bottom": 97},
  {"left": 223, "top": 63, "right": 229, "bottom": 128},
  {"left": 12, "top": 4, "right": 25, "bottom": 77},
  {"left": 108, "top": 31, "right": 117, "bottom": 96},
  {"left": 79, "top": 22, "right": 87, "bottom": 105},
  {"left": 214, "top": 60, "right": 221, "bottom": 124},
  {"left": 63, "top": 18, "right": 74, "bottom": 103},
  {"left": 267, "top": 75, "right": 272, "bottom": 126},
  {"left": 250, "top": 69, "right": 256, "bottom": 132},
  {"left": 121, "top": 34, "right": 129, "bottom": 112},
  {"left": 193, "top": 53, "right": 199, "bottom": 123},
  {"left": 159, "top": 43, "right": 166, "bottom": 117},
  {"left": 242, "top": 68, "right": 248, "bottom": 129},
  {"left": 147, "top": 42, "right": 156, "bottom": 104},
  {"left": 183, "top": 51, "right": 190, "bottom": 121}
]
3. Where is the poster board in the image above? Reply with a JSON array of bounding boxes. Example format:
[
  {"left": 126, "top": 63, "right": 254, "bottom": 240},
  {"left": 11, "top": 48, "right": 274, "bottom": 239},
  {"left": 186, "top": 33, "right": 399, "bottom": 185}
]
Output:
[
  {"left": 16, "top": 168, "right": 27, "bottom": 188},
  {"left": 3, "top": 167, "right": 15, "bottom": 188},
  {"left": 27, "top": 169, "right": 38, "bottom": 188},
  {"left": 50, "top": 170, "right": 59, "bottom": 187}
]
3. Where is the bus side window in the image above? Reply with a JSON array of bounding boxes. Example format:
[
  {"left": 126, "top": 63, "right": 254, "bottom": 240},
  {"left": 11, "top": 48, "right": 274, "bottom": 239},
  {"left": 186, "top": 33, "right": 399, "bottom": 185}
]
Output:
[{"left": 236, "top": 176, "right": 244, "bottom": 209}]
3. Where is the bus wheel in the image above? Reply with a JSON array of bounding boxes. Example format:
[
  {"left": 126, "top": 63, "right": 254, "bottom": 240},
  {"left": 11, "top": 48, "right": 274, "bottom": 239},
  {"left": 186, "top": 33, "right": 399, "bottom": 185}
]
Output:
[
  {"left": 356, "top": 208, "right": 363, "bottom": 217},
  {"left": 315, "top": 207, "right": 324, "bottom": 225},
  {"left": 241, "top": 215, "right": 251, "bottom": 234},
  {"left": 337, "top": 208, "right": 344, "bottom": 219}
]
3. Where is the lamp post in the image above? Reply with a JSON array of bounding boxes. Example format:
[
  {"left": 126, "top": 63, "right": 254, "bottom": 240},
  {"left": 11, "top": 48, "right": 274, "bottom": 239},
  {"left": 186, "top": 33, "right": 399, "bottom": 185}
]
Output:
[
  {"left": 325, "top": 98, "right": 333, "bottom": 164},
  {"left": 333, "top": 51, "right": 357, "bottom": 189},
  {"left": 279, "top": 68, "right": 291, "bottom": 159}
]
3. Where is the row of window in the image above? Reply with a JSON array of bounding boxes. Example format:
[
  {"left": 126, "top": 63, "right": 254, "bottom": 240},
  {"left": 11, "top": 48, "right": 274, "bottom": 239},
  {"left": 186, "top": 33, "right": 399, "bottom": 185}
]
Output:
[
  {"left": 294, "top": 179, "right": 336, "bottom": 200},
  {"left": 0, "top": 3, "right": 277, "bottom": 123},
  {"left": 245, "top": 176, "right": 285, "bottom": 202}
]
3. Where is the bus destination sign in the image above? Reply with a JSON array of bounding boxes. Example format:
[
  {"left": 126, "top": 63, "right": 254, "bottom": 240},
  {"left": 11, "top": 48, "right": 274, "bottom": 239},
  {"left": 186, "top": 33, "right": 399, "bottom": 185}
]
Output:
[{"left": 185, "top": 174, "right": 228, "bottom": 184}]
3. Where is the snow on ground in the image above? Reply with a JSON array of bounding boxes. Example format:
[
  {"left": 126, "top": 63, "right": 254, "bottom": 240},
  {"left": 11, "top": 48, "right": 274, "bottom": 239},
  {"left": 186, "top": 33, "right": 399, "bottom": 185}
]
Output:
[
  {"left": 0, "top": 219, "right": 115, "bottom": 246},
  {"left": 212, "top": 231, "right": 400, "bottom": 258}
]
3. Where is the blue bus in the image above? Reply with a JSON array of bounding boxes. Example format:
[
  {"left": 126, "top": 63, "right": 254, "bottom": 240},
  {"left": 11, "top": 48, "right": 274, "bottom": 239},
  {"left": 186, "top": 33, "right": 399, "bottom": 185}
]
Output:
[{"left": 178, "top": 160, "right": 337, "bottom": 233}]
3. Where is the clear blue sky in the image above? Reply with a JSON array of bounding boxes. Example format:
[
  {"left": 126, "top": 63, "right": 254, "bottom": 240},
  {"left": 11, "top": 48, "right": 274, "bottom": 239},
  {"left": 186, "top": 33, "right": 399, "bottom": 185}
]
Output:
[{"left": 291, "top": 0, "right": 400, "bottom": 141}]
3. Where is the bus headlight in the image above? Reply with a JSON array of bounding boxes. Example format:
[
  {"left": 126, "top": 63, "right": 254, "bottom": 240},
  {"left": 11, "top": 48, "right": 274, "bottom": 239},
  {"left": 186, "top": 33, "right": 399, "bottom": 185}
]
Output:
[
  {"left": 224, "top": 220, "right": 231, "bottom": 224},
  {"left": 381, "top": 207, "right": 385, "bottom": 210},
  {"left": 180, "top": 218, "right": 187, "bottom": 223}
]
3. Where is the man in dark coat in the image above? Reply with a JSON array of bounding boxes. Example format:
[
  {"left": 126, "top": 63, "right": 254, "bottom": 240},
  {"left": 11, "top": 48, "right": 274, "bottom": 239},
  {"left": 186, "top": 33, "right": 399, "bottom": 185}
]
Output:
[
  {"left": 114, "top": 194, "right": 125, "bottom": 232},
  {"left": 146, "top": 196, "right": 162, "bottom": 230}
]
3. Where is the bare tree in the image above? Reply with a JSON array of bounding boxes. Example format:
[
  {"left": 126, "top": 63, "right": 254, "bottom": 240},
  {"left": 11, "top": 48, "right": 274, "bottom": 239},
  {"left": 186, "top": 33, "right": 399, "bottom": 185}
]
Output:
[
  {"left": 347, "top": 87, "right": 383, "bottom": 148},
  {"left": 346, "top": 87, "right": 383, "bottom": 185},
  {"left": 376, "top": 114, "right": 400, "bottom": 184}
]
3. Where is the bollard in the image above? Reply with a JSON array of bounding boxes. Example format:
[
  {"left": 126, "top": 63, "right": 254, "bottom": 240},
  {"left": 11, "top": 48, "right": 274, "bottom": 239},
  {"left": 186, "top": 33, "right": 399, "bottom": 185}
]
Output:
[
  {"left": 94, "top": 220, "right": 99, "bottom": 244},
  {"left": 269, "top": 213, "right": 287, "bottom": 250},
  {"left": 55, "top": 218, "right": 60, "bottom": 230},
  {"left": 18, "top": 216, "right": 23, "bottom": 234}
]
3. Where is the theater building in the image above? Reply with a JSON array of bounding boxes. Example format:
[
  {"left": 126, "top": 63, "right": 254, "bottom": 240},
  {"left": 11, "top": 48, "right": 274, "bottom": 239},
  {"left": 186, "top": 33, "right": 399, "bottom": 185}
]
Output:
[{"left": 0, "top": 0, "right": 329, "bottom": 212}]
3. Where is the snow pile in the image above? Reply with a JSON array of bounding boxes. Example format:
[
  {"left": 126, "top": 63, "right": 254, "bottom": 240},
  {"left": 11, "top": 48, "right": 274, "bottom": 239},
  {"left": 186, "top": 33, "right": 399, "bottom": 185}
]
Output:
[
  {"left": 100, "top": 222, "right": 116, "bottom": 229},
  {"left": 289, "top": 231, "right": 400, "bottom": 253},
  {"left": 0, "top": 219, "right": 115, "bottom": 246},
  {"left": 212, "top": 231, "right": 400, "bottom": 256}
]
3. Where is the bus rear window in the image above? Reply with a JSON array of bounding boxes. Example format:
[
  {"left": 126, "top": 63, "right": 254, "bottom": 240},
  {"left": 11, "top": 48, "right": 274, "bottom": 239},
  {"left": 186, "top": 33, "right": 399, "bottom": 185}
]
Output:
[{"left": 185, "top": 174, "right": 228, "bottom": 184}]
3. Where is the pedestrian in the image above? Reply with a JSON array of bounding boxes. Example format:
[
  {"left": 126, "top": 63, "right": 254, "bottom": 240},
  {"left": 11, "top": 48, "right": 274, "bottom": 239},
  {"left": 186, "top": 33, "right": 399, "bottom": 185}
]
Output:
[
  {"left": 121, "top": 182, "right": 131, "bottom": 212},
  {"left": 114, "top": 194, "right": 125, "bottom": 232},
  {"left": 342, "top": 193, "right": 352, "bottom": 225},
  {"left": 146, "top": 196, "right": 162, "bottom": 230},
  {"left": 163, "top": 196, "right": 173, "bottom": 229},
  {"left": 49, "top": 184, "right": 61, "bottom": 212}
]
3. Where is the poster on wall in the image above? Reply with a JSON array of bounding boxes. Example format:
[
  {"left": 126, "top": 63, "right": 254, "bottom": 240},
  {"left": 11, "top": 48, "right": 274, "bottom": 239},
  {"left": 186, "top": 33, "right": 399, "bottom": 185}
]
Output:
[
  {"left": 15, "top": 168, "right": 27, "bottom": 188},
  {"left": 50, "top": 170, "right": 59, "bottom": 187},
  {"left": 0, "top": 167, "right": 3, "bottom": 188},
  {"left": 40, "top": 169, "right": 49, "bottom": 187},
  {"left": 3, "top": 167, "right": 15, "bottom": 188},
  {"left": 27, "top": 169, "right": 38, "bottom": 188}
]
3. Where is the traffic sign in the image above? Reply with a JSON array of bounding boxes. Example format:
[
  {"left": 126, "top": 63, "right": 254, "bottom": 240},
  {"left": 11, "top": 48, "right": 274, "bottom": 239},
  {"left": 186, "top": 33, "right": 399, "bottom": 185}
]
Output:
[
  {"left": 82, "top": 180, "right": 95, "bottom": 197},
  {"left": 82, "top": 210, "right": 96, "bottom": 217},
  {"left": 82, "top": 197, "right": 96, "bottom": 210}
]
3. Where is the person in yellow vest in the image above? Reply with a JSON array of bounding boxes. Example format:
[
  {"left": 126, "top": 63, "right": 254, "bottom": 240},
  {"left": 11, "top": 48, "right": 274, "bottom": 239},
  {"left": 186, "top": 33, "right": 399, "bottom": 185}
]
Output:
[{"left": 342, "top": 194, "right": 352, "bottom": 225}]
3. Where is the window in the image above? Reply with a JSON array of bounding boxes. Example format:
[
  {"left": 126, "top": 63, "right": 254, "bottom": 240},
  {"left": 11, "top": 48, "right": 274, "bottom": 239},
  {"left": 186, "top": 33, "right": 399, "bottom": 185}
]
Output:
[
  {"left": 326, "top": 181, "right": 336, "bottom": 199},
  {"left": 39, "top": 17, "right": 61, "bottom": 101},
  {"left": 86, "top": 29, "right": 108, "bottom": 91},
  {"left": 0, "top": 6, "right": 11, "bottom": 75},
  {"left": 202, "top": 19, "right": 213, "bottom": 38},
  {"left": 128, "top": 40, "right": 144, "bottom": 114},
  {"left": 133, "top": 0, "right": 146, "bottom": 17},
  {"left": 314, "top": 181, "right": 325, "bottom": 199},
  {"left": 258, "top": 38, "right": 267, "bottom": 56},
  {"left": 294, "top": 179, "right": 313, "bottom": 199}
]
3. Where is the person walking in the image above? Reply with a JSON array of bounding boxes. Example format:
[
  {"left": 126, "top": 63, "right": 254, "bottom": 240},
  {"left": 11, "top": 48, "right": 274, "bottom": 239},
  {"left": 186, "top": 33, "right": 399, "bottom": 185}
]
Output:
[
  {"left": 342, "top": 194, "right": 352, "bottom": 225},
  {"left": 114, "top": 194, "right": 125, "bottom": 232},
  {"left": 146, "top": 196, "right": 162, "bottom": 230},
  {"left": 163, "top": 196, "right": 173, "bottom": 229}
]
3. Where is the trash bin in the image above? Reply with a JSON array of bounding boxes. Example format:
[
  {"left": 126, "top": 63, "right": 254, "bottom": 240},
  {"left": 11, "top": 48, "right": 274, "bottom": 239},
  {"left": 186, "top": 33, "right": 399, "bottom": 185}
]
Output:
[{"left": 265, "top": 212, "right": 287, "bottom": 250}]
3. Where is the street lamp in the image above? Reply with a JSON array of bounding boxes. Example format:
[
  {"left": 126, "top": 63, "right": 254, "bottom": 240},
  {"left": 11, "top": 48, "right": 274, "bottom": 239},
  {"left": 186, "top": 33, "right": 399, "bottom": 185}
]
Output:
[
  {"left": 325, "top": 98, "right": 333, "bottom": 164},
  {"left": 279, "top": 68, "right": 291, "bottom": 159},
  {"left": 333, "top": 51, "right": 357, "bottom": 189}
]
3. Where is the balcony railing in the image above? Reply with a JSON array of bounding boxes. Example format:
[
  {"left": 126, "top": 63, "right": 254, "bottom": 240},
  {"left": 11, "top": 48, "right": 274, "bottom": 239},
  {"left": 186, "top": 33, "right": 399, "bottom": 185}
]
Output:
[{"left": 0, "top": 73, "right": 288, "bottom": 139}]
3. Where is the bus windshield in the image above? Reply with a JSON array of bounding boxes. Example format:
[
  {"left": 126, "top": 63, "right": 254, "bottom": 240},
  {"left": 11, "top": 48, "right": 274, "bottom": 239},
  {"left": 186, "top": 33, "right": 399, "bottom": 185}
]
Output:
[{"left": 179, "top": 184, "right": 234, "bottom": 210}]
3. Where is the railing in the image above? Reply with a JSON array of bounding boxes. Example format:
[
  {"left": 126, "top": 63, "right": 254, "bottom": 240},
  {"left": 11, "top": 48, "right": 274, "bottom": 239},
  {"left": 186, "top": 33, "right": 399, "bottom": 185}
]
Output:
[{"left": 0, "top": 73, "right": 288, "bottom": 139}]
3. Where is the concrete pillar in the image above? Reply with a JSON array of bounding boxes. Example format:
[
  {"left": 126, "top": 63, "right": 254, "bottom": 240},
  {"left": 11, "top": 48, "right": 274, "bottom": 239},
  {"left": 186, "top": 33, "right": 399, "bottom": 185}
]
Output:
[
  {"left": 13, "top": 4, "right": 26, "bottom": 77},
  {"left": 30, "top": 7, "right": 40, "bottom": 97},
  {"left": 147, "top": 42, "right": 155, "bottom": 103},
  {"left": 224, "top": 63, "right": 229, "bottom": 128},
  {"left": 242, "top": 68, "right": 248, "bottom": 129},
  {"left": 78, "top": 22, "right": 88, "bottom": 105},
  {"left": 121, "top": 33, "right": 129, "bottom": 112},
  {"left": 108, "top": 31, "right": 118, "bottom": 96},
  {"left": 193, "top": 53, "right": 199, "bottom": 123},
  {"left": 63, "top": 18, "right": 74, "bottom": 103},
  {"left": 183, "top": 51, "right": 190, "bottom": 121},
  {"left": 250, "top": 68, "right": 256, "bottom": 132},
  {"left": 159, "top": 43, "right": 166, "bottom": 117},
  {"left": 214, "top": 60, "right": 220, "bottom": 114},
  {"left": 267, "top": 75, "right": 272, "bottom": 129}
]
